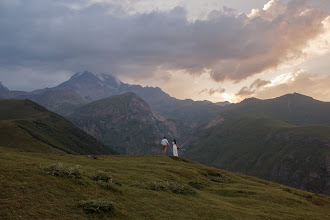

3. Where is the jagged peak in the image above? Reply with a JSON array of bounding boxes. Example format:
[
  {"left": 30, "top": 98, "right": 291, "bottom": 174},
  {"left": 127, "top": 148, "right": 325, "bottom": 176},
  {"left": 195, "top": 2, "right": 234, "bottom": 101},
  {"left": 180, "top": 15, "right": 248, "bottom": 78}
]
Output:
[
  {"left": 0, "top": 81, "right": 9, "bottom": 91},
  {"left": 69, "top": 71, "right": 122, "bottom": 85}
]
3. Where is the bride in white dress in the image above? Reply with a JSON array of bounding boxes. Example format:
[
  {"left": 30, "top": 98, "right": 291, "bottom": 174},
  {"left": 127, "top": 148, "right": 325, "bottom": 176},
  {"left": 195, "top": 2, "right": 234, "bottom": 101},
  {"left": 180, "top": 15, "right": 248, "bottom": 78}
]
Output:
[{"left": 172, "top": 139, "right": 181, "bottom": 157}]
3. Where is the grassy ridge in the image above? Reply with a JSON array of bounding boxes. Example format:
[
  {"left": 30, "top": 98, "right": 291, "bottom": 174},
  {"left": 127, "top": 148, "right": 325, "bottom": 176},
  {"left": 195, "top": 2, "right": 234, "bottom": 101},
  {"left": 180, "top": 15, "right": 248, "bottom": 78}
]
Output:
[
  {"left": 0, "top": 146, "right": 329, "bottom": 220},
  {"left": 184, "top": 116, "right": 330, "bottom": 195},
  {"left": 0, "top": 99, "right": 115, "bottom": 155}
]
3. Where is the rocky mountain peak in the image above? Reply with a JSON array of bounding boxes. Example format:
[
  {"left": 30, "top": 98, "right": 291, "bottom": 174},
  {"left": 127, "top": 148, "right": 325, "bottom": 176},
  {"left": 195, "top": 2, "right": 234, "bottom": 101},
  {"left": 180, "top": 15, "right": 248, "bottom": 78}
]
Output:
[
  {"left": 66, "top": 71, "right": 122, "bottom": 86},
  {"left": 0, "top": 81, "right": 9, "bottom": 92},
  {"left": 56, "top": 71, "right": 124, "bottom": 101}
]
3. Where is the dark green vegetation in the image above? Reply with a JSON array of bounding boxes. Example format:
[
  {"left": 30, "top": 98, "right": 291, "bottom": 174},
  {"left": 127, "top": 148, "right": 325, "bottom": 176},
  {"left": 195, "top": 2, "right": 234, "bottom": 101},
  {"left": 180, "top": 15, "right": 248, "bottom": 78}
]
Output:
[
  {"left": 184, "top": 115, "right": 330, "bottom": 195},
  {"left": 0, "top": 99, "right": 115, "bottom": 155},
  {"left": 69, "top": 93, "right": 179, "bottom": 155},
  {"left": 222, "top": 93, "right": 330, "bottom": 126},
  {"left": 1, "top": 146, "right": 329, "bottom": 220}
]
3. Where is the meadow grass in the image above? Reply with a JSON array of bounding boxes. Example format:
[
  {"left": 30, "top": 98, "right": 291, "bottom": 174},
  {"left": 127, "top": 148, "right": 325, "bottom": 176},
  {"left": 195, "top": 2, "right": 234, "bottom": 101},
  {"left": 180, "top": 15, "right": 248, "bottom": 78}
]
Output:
[{"left": 0, "top": 146, "right": 329, "bottom": 220}]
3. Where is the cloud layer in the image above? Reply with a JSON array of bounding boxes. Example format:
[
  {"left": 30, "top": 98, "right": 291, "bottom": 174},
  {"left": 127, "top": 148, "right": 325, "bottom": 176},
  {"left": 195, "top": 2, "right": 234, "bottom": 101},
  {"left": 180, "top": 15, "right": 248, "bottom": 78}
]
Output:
[
  {"left": 0, "top": 0, "right": 329, "bottom": 91},
  {"left": 235, "top": 69, "right": 330, "bottom": 102}
]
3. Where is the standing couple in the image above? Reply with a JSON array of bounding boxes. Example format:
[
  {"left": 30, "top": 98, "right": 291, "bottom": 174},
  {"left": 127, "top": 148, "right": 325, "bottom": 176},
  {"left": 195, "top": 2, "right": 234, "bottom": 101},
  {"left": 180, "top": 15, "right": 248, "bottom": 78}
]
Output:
[{"left": 161, "top": 137, "right": 181, "bottom": 157}]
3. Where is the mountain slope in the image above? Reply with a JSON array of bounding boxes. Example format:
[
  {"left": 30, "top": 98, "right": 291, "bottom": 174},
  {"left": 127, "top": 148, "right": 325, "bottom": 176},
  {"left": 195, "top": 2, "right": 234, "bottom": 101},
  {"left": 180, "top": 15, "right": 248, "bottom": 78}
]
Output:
[
  {"left": 1, "top": 146, "right": 329, "bottom": 219},
  {"left": 184, "top": 115, "right": 330, "bottom": 195},
  {"left": 69, "top": 93, "right": 179, "bottom": 155},
  {"left": 0, "top": 99, "right": 115, "bottom": 155},
  {"left": 2, "top": 71, "right": 227, "bottom": 127},
  {"left": 59, "top": 71, "right": 228, "bottom": 127},
  {"left": 0, "top": 81, "right": 9, "bottom": 92},
  {"left": 222, "top": 93, "right": 330, "bottom": 126},
  {"left": 56, "top": 71, "right": 124, "bottom": 101},
  {"left": 121, "top": 85, "right": 228, "bottom": 127}
]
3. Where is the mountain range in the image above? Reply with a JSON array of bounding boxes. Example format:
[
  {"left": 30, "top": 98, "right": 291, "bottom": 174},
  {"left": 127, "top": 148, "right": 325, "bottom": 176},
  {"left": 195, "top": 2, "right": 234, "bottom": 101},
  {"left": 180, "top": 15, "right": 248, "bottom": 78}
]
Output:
[
  {"left": 221, "top": 93, "right": 330, "bottom": 126},
  {"left": 184, "top": 93, "right": 330, "bottom": 195},
  {"left": 68, "top": 92, "right": 184, "bottom": 154},
  {"left": 0, "top": 71, "right": 229, "bottom": 128},
  {"left": 1, "top": 72, "right": 330, "bottom": 195}
]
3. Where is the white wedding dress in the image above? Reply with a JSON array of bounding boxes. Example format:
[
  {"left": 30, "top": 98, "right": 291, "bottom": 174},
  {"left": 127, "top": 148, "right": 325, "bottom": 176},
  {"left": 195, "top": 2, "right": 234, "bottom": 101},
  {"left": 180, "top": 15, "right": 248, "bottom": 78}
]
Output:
[{"left": 172, "top": 142, "right": 178, "bottom": 157}]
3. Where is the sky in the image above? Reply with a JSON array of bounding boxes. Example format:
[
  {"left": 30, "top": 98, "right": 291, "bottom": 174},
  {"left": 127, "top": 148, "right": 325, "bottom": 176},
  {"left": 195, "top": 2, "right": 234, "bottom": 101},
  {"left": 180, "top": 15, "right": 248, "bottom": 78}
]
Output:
[{"left": 0, "top": 0, "right": 330, "bottom": 103}]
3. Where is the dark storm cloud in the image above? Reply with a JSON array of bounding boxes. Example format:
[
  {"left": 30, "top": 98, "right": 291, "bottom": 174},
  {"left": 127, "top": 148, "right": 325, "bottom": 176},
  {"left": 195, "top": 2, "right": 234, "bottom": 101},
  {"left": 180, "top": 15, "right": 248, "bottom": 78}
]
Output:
[{"left": 0, "top": 0, "right": 328, "bottom": 89}]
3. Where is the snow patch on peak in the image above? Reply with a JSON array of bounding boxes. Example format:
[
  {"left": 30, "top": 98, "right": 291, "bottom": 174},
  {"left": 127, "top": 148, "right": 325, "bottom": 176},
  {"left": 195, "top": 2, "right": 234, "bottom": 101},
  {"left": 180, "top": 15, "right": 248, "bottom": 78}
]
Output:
[
  {"left": 95, "top": 73, "right": 106, "bottom": 82},
  {"left": 97, "top": 73, "right": 122, "bottom": 86},
  {"left": 0, "top": 81, "right": 9, "bottom": 91},
  {"left": 113, "top": 76, "right": 122, "bottom": 86}
]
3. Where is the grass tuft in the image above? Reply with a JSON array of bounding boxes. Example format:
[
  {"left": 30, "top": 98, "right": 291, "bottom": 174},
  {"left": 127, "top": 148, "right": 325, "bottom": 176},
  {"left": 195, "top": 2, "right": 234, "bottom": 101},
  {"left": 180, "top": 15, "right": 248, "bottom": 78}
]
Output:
[
  {"left": 45, "top": 163, "right": 81, "bottom": 179},
  {"left": 91, "top": 171, "right": 112, "bottom": 182},
  {"left": 79, "top": 199, "right": 115, "bottom": 214},
  {"left": 147, "top": 181, "right": 195, "bottom": 195},
  {"left": 188, "top": 180, "right": 209, "bottom": 190},
  {"left": 92, "top": 171, "right": 122, "bottom": 192}
]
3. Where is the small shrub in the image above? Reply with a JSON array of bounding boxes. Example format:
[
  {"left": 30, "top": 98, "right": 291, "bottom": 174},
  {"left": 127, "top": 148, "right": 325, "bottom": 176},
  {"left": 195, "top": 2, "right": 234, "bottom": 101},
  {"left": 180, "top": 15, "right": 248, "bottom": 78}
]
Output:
[
  {"left": 79, "top": 199, "right": 115, "bottom": 214},
  {"left": 168, "top": 182, "right": 195, "bottom": 195},
  {"left": 147, "top": 181, "right": 195, "bottom": 195},
  {"left": 188, "top": 180, "right": 208, "bottom": 190},
  {"left": 202, "top": 168, "right": 222, "bottom": 177},
  {"left": 91, "top": 172, "right": 121, "bottom": 186},
  {"left": 45, "top": 163, "right": 81, "bottom": 179},
  {"left": 210, "top": 176, "right": 232, "bottom": 184},
  {"left": 97, "top": 181, "right": 122, "bottom": 193},
  {"left": 147, "top": 181, "right": 169, "bottom": 191},
  {"left": 92, "top": 172, "right": 112, "bottom": 182}
]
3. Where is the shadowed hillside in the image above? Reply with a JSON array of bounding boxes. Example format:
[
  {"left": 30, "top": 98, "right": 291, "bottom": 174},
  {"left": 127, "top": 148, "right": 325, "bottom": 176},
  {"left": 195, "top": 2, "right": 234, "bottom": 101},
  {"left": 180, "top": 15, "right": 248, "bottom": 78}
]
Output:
[
  {"left": 69, "top": 93, "right": 187, "bottom": 155},
  {"left": 184, "top": 115, "right": 330, "bottom": 195},
  {"left": 0, "top": 99, "right": 116, "bottom": 155}
]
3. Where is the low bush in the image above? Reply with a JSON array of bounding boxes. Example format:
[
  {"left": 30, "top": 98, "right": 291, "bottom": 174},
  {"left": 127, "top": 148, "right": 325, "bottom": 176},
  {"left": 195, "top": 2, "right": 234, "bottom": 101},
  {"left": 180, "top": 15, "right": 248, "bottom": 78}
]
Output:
[
  {"left": 92, "top": 172, "right": 112, "bottom": 182},
  {"left": 91, "top": 171, "right": 121, "bottom": 185},
  {"left": 188, "top": 180, "right": 208, "bottom": 190},
  {"left": 79, "top": 199, "right": 115, "bottom": 214},
  {"left": 147, "top": 181, "right": 195, "bottom": 195},
  {"left": 97, "top": 181, "right": 122, "bottom": 193},
  {"left": 45, "top": 163, "right": 81, "bottom": 179}
]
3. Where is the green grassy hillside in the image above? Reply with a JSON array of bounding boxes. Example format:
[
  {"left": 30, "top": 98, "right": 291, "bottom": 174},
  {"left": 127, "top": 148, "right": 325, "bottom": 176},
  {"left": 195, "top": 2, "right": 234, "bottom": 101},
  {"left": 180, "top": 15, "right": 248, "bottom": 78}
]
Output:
[
  {"left": 0, "top": 99, "right": 115, "bottom": 155},
  {"left": 184, "top": 116, "right": 330, "bottom": 195},
  {"left": 222, "top": 93, "right": 330, "bottom": 126},
  {"left": 1, "top": 146, "right": 329, "bottom": 220},
  {"left": 69, "top": 93, "right": 179, "bottom": 155}
]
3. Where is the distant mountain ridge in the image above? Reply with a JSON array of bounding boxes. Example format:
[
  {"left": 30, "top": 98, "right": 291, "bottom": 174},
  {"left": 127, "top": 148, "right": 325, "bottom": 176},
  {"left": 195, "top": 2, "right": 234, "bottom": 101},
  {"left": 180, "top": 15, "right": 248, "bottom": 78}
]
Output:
[
  {"left": 0, "top": 71, "right": 229, "bottom": 127},
  {"left": 222, "top": 93, "right": 330, "bottom": 126},
  {"left": 183, "top": 93, "right": 330, "bottom": 195},
  {"left": 68, "top": 93, "right": 184, "bottom": 155}
]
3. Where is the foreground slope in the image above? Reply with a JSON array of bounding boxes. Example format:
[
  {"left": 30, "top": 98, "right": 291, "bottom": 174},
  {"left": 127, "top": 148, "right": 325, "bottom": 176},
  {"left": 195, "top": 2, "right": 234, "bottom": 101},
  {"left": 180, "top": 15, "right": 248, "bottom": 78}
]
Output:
[
  {"left": 69, "top": 93, "right": 184, "bottom": 154},
  {"left": 184, "top": 116, "right": 330, "bottom": 195},
  {"left": 0, "top": 146, "right": 329, "bottom": 220},
  {"left": 0, "top": 99, "right": 115, "bottom": 155}
]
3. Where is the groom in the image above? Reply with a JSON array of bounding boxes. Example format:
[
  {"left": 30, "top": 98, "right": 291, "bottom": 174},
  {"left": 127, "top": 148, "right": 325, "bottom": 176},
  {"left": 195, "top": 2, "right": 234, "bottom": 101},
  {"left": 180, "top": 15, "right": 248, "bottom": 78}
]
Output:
[{"left": 161, "top": 137, "right": 170, "bottom": 156}]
